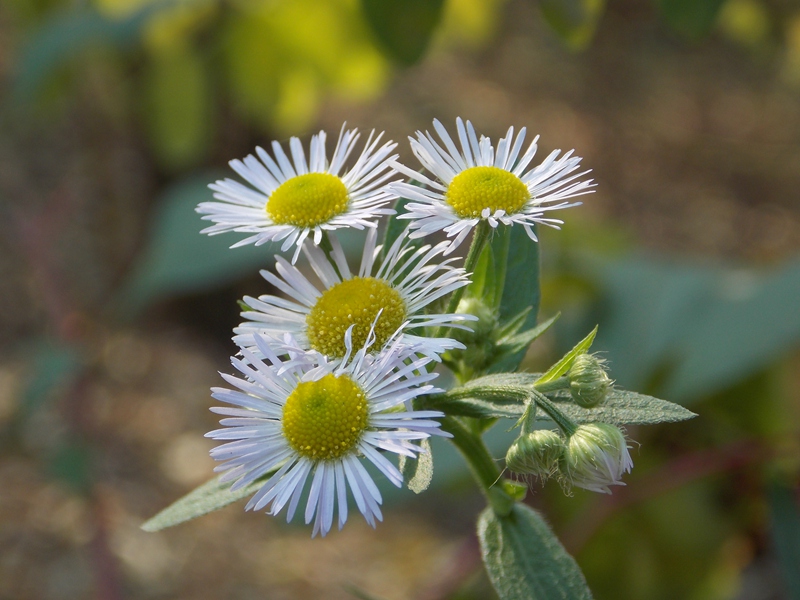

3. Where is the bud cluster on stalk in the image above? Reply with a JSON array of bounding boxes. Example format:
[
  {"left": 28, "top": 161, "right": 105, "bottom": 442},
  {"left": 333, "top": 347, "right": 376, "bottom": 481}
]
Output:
[{"left": 505, "top": 352, "right": 633, "bottom": 494}]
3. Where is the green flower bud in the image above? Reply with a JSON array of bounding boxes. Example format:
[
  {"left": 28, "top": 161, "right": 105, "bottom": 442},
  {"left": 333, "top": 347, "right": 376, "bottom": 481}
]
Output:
[
  {"left": 568, "top": 353, "right": 613, "bottom": 408},
  {"left": 505, "top": 429, "right": 565, "bottom": 481},
  {"left": 560, "top": 423, "right": 632, "bottom": 494}
]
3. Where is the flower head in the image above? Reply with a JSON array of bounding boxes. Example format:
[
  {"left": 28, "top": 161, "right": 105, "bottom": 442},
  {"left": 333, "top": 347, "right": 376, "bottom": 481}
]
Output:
[
  {"left": 560, "top": 423, "right": 633, "bottom": 494},
  {"left": 198, "top": 126, "right": 399, "bottom": 262},
  {"left": 206, "top": 333, "right": 448, "bottom": 537},
  {"left": 233, "top": 227, "right": 475, "bottom": 362},
  {"left": 391, "top": 117, "right": 595, "bottom": 253}
]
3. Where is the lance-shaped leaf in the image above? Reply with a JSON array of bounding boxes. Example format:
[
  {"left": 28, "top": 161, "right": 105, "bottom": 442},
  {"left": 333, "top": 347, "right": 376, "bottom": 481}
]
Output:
[
  {"left": 479, "top": 503, "right": 593, "bottom": 600},
  {"left": 423, "top": 381, "right": 695, "bottom": 425},
  {"left": 142, "top": 474, "right": 271, "bottom": 532}
]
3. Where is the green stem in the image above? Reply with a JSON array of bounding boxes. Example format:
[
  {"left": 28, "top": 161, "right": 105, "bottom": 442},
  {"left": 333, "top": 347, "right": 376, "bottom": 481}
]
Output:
[
  {"left": 441, "top": 416, "right": 514, "bottom": 515},
  {"left": 534, "top": 376, "right": 570, "bottom": 393},
  {"left": 519, "top": 400, "right": 537, "bottom": 436},
  {"left": 445, "top": 220, "right": 491, "bottom": 316},
  {"left": 433, "top": 221, "right": 492, "bottom": 341},
  {"left": 532, "top": 390, "right": 578, "bottom": 437}
]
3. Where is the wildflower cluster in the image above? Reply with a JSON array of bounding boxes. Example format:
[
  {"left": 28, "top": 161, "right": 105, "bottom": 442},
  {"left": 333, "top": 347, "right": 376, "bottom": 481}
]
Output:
[{"left": 195, "top": 118, "right": 630, "bottom": 538}]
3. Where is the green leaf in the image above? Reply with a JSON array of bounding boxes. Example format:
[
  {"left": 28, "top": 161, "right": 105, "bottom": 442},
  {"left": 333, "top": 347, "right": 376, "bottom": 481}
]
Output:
[
  {"left": 538, "top": 326, "right": 597, "bottom": 385},
  {"left": 545, "top": 388, "right": 697, "bottom": 426},
  {"left": 143, "top": 44, "right": 212, "bottom": 169},
  {"left": 478, "top": 503, "right": 593, "bottom": 600},
  {"left": 466, "top": 242, "right": 496, "bottom": 304},
  {"left": 664, "top": 260, "right": 800, "bottom": 402},
  {"left": 398, "top": 438, "right": 433, "bottom": 494},
  {"left": 491, "top": 225, "right": 541, "bottom": 371},
  {"left": 658, "top": 0, "right": 727, "bottom": 39},
  {"left": 497, "top": 225, "right": 540, "bottom": 326},
  {"left": 768, "top": 482, "right": 800, "bottom": 599},
  {"left": 539, "top": 0, "right": 606, "bottom": 50},
  {"left": 360, "top": 0, "right": 445, "bottom": 65},
  {"left": 490, "top": 224, "right": 510, "bottom": 309},
  {"left": 142, "top": 474, "right": 270, "bottom": 532},
  {"left": 496, "top": 313, "right": 560, "bottom": 358},
  {"left": 424, "top": 383, "right": 696, "bottom": 425},
  {"left": 588, "top": 257, "right": 800, "bottom": 403}
]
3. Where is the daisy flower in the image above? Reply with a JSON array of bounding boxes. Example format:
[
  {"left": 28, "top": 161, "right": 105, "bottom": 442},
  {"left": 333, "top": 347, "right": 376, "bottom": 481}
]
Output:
[
  {"left": 197, "top": 126, "right": 399, "bottom": 263},
  {"left": 391, "top": 117, "right": 595, "bottom": 253},
  {"left": 206, "top": 333, "right": 448, "bottom": 537},
  {"left": 233, "top": 227, "right": 475, "bottom": 362}
]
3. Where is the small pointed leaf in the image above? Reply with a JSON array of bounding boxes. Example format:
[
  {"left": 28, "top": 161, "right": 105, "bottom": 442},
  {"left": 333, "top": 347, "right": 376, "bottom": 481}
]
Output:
[{"left": 537, "top": 325, "right": 597, "bottom": 385}]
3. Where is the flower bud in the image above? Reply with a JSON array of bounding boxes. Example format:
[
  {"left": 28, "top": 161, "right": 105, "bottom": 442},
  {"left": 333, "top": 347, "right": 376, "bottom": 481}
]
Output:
[
  {"left": 505, "top": 429, "right": 565, "bottom": 481},
  {"left": 560, "top": 423, "right": 632, "bottom": 494},
  {"left": 568, "top": 353, "right": 613, "bottom": 408}
]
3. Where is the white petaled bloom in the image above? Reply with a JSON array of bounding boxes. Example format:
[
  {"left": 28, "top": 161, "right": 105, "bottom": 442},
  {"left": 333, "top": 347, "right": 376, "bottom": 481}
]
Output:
[
  {"left": 206, "top": 333, "right": 449, "bottom": 537},
  {"left": 560, "top": 423, "right": 633, "bottom": 494},
  {"left": 197, "top": 126, "right": 400, "bottom": 263},
  {"left": 233, "top": 227, "right": 476, "bottom": 362},
  {"left": 390, "top": 117, "right": 595, "bottom": 254}
]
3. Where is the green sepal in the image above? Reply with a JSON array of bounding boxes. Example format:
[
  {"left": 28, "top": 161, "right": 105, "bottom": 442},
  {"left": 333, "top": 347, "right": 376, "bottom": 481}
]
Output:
[
  {"left": 478, "top": 503, "right": 594, "bottom": 600},
  {"left": 502, "top": 479, "right": 528, "bottom": 503},
  {"left": 537, "top": 325, "right": 598, "bottom": 385},
  {"left": 141, "top": 473, "right": 272, "bottom": 532}
]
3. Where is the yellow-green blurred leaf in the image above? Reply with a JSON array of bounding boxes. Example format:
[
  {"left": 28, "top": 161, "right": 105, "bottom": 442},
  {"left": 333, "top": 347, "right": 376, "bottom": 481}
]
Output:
[
  {"left": 716, "top": 0, "right": 770, "bottom": 48},
  {"left": 539, "top": 0, "right": 606, "bottom": 51},
  {"left": 143, "top": 44, "right": 212, "bottom": 169},
  {"left": 360, "top": 0, "right": 445, "bottom": 65}
]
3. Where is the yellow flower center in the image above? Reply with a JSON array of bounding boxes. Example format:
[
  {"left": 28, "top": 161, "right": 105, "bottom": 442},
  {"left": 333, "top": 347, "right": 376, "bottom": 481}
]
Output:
[
  {"left": 445, "top": 166, "right": 530, "bottom": 218},
  {"left": 306, "top": 277, "right": 406, "bottom": 358},
  {"left": 282, "top": 373, "right": 368, "bottom": 460},
  {"left": 266, "top": 173, "right": 349, "bottom": 228}
]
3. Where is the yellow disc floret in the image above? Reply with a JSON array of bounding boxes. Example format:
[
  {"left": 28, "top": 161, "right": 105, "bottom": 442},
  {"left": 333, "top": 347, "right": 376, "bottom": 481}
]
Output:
[
  {"left": 445, "top": 166, "right": 530, "bottom": 218},
  {"left": 306, "top": 277, "right": 406, "bottom": 358},
  {"left": 282, "top": 374, "right": 369, "bottom": 460},
  {"left": 266, "top": 173, "right": 349, "bottom": 228}
]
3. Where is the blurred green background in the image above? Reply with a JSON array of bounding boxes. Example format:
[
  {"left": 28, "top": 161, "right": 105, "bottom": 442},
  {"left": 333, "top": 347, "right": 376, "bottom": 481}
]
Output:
[{"left": 1, "top": 0, "right": 799, "bottom": 598}]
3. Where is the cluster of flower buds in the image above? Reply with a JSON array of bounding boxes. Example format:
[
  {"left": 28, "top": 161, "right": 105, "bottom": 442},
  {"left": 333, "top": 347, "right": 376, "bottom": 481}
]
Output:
[{"left": 505, "top": 352, "right": 633, "bottom": 493}]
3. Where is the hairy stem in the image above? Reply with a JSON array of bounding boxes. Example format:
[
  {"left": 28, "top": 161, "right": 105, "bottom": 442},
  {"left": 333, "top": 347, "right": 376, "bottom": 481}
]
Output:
[{"left": 441, "top": 416, "right": 513, "bottom": 515}]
